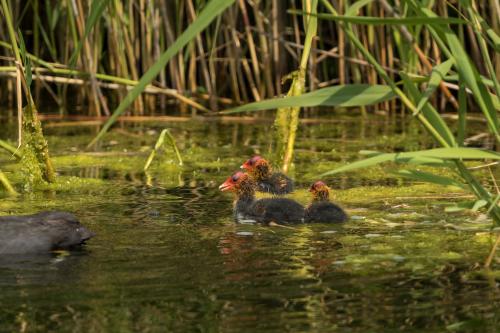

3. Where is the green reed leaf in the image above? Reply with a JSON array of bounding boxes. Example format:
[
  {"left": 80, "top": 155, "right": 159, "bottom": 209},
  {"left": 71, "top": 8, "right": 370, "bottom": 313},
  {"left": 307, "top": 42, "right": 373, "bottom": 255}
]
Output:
[
  {"left": 220, "top": 85, "right": 396, "bottom": 114},
  {"left": 292, "top": 12, "right": 467, "bottom": 25},
  {"left": 322, "top": 148, "right": 500, "bottom": 176},
  {"left": 396, "top": 170, "right": 466, "bottom": 189}
]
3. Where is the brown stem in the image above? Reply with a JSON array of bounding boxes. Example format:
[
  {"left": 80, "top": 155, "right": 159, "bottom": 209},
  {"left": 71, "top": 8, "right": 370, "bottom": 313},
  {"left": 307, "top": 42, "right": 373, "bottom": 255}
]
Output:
[{"left": 485, "top": 233, "right": 500, "bottom": 268}]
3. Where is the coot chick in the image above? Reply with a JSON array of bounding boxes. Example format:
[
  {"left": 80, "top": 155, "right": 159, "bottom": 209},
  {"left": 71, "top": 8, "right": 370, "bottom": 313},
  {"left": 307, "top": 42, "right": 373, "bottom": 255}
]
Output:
[
  {"left": 219, "top": 171, "right": 304, "bottom": 224},
  {"left": 241, "top": 156, "right": 294, "bottom": 195},
  {"left": 305, "top": 181, "right": 348, "bottom": 223},
  {"left": 0, "top": 211, "right": 95, "bottom": 254}
]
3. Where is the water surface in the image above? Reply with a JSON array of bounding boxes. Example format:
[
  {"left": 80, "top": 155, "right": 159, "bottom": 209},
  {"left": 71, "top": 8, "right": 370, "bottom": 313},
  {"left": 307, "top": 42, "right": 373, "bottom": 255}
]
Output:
[{"left": 0, "top": 114, "right": 498, "bottom": 332}]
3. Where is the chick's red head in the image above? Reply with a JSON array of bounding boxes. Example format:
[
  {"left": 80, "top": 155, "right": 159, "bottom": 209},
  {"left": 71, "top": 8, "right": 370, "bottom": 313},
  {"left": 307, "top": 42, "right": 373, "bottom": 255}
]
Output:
[
  {"left": 241, "top": 156, "right": 264, "bottom": 171},
  {"left": 219, "top": 171, "right": 247, "bottom": 192},
  {"left": 309, "top": 181, "right": 330, "bottom": 200},
  {"left": 241, "top": 156, "right": 271, "bottom": 180}
]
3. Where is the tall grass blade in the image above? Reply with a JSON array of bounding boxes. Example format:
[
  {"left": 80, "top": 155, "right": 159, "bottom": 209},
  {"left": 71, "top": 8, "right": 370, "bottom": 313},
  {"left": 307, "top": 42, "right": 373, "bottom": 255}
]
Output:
[
  {"left": 144, "top": 129, "right": 183, "bottom": 171},
  {"left": 414, "top": 59, "right": 454, "bottom": 114},
  {"left": 0, "top": 169, "right": 17, "bottom": 196},
  {"left": 415, "top": 6, "right": 499, "bottom": 141},
  {"left": 322, "top": 147, "right": 500, "bottom": 176},
  {"left": 396, "top": 169, "right": 466, "bottom": 189},
  {"left": 400, "top": 72, "right": 456, "bottom": 146},
  {"left": 444, "top": 29, "right": 499, "bottom": 140},
  {"left": 345, "top": 0, "right": 375, "bottom": 16},
  {"left": 458, "top": 0, "right": 500, "bottom": 51},
  {"left": 446, "top": 200, "right": 487, "bottom": 212},
  {"left": 220, "top": 85, "right": 396, "bottom": 114},
  {"left": 0, "top": 139, "right": 21, "bottom": 160},
  {"left": 293, "top": 12, "right": 467, "bottom": 25}
]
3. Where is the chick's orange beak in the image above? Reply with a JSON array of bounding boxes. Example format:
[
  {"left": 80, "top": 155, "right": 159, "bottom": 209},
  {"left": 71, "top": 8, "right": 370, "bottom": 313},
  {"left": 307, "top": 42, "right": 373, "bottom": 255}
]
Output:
[
  {"left": 241, "top": 160, "right": 250, "bottom": 170},
  {"left": 219, "top": 178, "right": 234, "bottom": 192}
]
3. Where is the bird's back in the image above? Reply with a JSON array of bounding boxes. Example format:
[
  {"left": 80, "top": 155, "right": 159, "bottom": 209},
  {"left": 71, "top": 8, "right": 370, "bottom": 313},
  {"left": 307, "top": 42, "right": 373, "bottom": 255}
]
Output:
[
  {"left": 305, "top": 201, "right": 348, "bottom": 223},
  {"left": 257, "top": 172, "right": 294, "bottom": 195},
  {"left": 0, "top": 211, "right": 94, "bottom": 254},
  {"left": 251, "top": 198, "right": 304, "bottom": 224}
]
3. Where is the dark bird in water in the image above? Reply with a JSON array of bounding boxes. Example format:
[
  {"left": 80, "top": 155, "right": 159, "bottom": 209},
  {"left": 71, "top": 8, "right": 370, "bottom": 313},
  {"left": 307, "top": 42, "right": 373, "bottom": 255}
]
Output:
[
  {"left": 304, "top": 181, "right": 348, "bottom": 223},
  {"left": 219, "top": 171, "right": 304, "bottom": 224},
  {"left": 241, "top": 156, "right": 294, "bottom": 195},
  {"left": 0, "top": 211, "right": 95, "bottom": 254}
]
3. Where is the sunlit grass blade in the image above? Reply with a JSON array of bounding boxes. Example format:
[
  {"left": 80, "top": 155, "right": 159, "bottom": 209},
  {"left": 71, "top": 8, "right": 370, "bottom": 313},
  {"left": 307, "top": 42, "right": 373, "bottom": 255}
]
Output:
[
  {"left": 445, "top": 200, "right": 487, "bottom": 212},
  {"left": 144, "top": 130, "right": 167, "bottom": 171},
  {"left": 400, "top": 72, "right": 456, "bottom": 146},
  {"left": 463, "top": 3, "right": 500, "bottom": 100},
  {"left": 219, "top": 85, "right": 396, "bottom": 114},
  {"left": 395, "top": 170, "right": 466, "bottom": 189},
  {"left": 345, "top": 0, "right": 374, "bottom": 16},
  {"left": 359, "top": 150, "right": 452, "bottom": 166},
  {"left": 144, "top": 129, "right": 182, "bottom": 171},
  {"left": 444, "top": 29, "right": 499, "bottom": 140},
  {"left": 458, "top": 0, "right": 500, "bottom": 51},
  {"left": 0, "top": 139, "right": 21, "bottom": 160},
  {"left": 322, "top": 147, "right": 500, "bottom": 176},
  {"left": 414, "top": 6, "right": 499, "bottom": 141},
  {"left": 414, "top": 59, "right": 454, "bottom": 114},
  {"left": 0, "top": 169, "right": 17, "bottom": 196},
  {"left": 88, "top": 0, "right": 236, "bottom": 148},
  {"left": 291, "top": 12, "right": 467, "bottom": 25},
  {"left": 445, "top": 74, "right": 497, "bottom": 89}
]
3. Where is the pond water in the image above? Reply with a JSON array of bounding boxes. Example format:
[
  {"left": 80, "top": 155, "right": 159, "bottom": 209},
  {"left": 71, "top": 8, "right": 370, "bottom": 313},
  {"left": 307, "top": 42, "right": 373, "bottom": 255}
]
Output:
[{"left": 0, "top": 113, "right": 499, "bottom": 332}]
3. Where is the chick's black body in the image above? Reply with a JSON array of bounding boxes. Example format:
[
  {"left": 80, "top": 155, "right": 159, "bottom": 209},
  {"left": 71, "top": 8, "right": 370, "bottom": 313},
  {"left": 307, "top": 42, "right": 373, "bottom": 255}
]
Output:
[
  {"left": 221, "top": 172, "right": 304, "bottom": 224},
  {"left": 236, "top": 196, "right": 304, "bottom": 224},
  {"left": 304, "top": 181, "right": 348, "bottom": 223},
  {"left": 305, "top": 201, "right": 348, "bottom": 223},
  {"left": 0, "top": 211, "right": 95, "bottom": 254},
  {"left": 256, "top": 172, "right": 294, "bottom": 195}
]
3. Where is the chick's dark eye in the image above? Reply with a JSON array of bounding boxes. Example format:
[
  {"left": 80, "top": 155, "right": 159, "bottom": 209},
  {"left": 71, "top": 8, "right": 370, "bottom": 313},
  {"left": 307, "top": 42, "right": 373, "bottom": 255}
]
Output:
[
  {"left": 248, "top": 160, "right": 254, "bottom": 165},
  {"left": 232, "top": 175, "right": 239, "bottom": 182}
]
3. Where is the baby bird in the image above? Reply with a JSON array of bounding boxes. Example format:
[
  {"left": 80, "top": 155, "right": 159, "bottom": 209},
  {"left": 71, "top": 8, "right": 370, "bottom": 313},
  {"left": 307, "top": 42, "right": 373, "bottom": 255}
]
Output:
[
  {"left": 241, "top": 156, "right": 294, "bottom": 195},
  {"left": 304, "top": 181, "right": 348, "bottom": 223},
  {"left": 219, "top": 171, "right": 304, "bottom": 224}
]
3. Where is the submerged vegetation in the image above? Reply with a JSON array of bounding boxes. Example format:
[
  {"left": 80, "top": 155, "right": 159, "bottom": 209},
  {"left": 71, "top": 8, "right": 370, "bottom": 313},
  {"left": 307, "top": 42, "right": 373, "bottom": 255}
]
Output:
[{"left": 0, "top": 1, "right": 498, "bottom": 242}]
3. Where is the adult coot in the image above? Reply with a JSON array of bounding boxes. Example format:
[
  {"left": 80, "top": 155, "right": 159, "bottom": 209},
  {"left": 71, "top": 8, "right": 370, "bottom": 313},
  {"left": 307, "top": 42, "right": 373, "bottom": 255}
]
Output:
[{"left": 0, "top": 211, "right": 94, "bottom": 254}]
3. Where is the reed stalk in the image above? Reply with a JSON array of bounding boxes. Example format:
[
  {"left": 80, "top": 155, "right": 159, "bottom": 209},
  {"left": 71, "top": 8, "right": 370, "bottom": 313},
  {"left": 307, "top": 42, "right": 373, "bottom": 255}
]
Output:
[
  {"left": 0, "top": 169, "right": 17, "bottom": 196},
  {"left": 277, "top": 0, "right": 317, "bottom": 174},
  {"left": 1, "top": 0, "right": 55, "bottom": 185}
]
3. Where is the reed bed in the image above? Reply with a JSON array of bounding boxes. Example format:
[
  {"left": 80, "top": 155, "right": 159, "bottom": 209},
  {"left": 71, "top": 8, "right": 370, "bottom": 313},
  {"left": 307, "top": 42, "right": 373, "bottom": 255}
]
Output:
[{"left": 0, "top": 0, "right": 497, "bottom": 115}]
